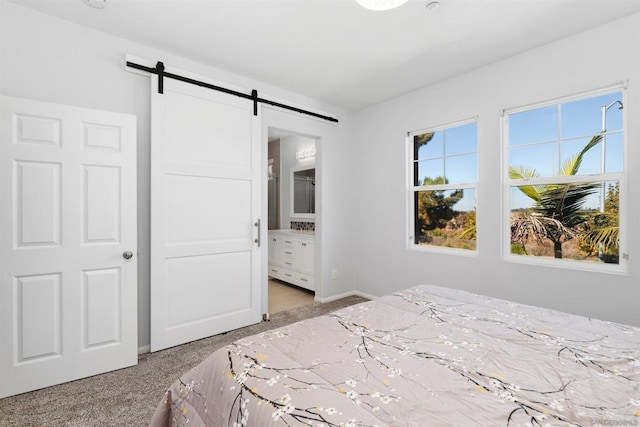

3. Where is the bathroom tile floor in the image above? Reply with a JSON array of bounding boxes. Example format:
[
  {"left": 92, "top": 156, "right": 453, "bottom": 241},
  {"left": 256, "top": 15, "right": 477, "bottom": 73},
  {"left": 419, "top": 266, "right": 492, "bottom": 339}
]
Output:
[{"left": 268, "top": 278, "right": 315, "bottom": 314}]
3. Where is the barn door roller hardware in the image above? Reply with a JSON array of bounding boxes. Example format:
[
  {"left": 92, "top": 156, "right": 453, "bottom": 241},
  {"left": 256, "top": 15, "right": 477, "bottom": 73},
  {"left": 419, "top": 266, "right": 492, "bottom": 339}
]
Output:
[{"left": 126, "top": 60, "right": 339, "bottom": 123}]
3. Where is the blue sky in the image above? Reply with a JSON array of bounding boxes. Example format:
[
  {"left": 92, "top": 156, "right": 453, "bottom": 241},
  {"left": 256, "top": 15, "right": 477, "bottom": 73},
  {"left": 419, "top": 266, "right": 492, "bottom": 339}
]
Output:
[
  {"left": 418, "top": 123, "right": 478, "bottom": 184},
  {"left": 508, "top": 91, "right": 623, "bottom": 210},
  {"left": 415, "top": 91, "right": 624, "bottom": 212},
  {"left": 415, "top": 122, "right": 478, "bottom": 212}
]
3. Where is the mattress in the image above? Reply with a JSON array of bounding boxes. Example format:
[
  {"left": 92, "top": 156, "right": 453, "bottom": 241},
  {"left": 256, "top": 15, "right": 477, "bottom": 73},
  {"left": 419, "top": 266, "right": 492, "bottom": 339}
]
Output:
[{"left": 149, "top": 285, "right": 640, "bottom": 426}]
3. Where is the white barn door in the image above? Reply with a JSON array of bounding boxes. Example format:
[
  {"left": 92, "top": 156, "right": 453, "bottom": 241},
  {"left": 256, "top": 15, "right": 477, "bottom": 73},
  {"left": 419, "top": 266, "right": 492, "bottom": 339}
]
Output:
[
  {"left": 150, "top": 76, "right": 262, "bottom": 352},
  {"left": 0, "top": 96, "right": 137, "bottom": 398}
]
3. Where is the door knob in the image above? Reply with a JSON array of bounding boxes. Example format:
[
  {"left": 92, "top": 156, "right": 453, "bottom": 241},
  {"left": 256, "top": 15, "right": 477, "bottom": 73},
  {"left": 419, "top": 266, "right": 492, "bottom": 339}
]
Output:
[{"left": 122, "top": 251, "right": 134, "bottom": 260}]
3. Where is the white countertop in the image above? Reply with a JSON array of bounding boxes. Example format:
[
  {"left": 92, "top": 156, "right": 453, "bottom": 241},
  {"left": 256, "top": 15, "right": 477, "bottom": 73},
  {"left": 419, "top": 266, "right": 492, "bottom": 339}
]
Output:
[{"left": 268, "top": 229, "right": 315, "bottom": 238}]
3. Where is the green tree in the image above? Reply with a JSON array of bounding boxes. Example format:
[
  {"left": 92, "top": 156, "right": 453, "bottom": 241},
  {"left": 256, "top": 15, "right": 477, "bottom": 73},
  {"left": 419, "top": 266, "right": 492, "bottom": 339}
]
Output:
[
  {"left": 455, "top": 209, "right": 477, "bottom": 240},
  {"left": 605, "top": 181, "right": 619, "bottom": 214},
  {"left": 578, "top": 182, "right": 619, "bottom": 260},
  {"left": 510, "top": 133, "right": 604, "bottom": 259},
  {"left": 416, "top": 177, "right": 463, "bottom": 239},
  {"left": 415, "top": 132, "right": 435, "bottom": 150}
]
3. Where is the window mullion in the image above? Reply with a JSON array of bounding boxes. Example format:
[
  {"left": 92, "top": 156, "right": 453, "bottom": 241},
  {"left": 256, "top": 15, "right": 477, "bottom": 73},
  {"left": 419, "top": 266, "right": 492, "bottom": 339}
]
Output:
[
  {"left": 507, "top": 172, "right": 623, "bottom": 187},
  {"left": 414, "top": 182, "right": 476, "bottom": 192}
]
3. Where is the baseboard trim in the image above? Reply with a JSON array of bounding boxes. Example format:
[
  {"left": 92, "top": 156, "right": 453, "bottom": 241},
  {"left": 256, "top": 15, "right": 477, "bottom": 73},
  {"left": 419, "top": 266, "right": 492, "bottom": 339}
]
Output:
[
  {"left": 314, "top": 290, "right": 377, "bottom": 303},
  {"left": 138, "top": 345, "right": 150, "bottom": 355},
  {"left": 354, "top": 290, "right": 378, "bottom": 301}
]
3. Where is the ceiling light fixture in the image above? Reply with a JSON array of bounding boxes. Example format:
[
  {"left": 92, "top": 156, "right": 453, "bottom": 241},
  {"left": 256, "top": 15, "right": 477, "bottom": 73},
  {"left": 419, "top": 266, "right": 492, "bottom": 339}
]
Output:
[
  {"left": 426, "top": 1, "right": 440, "bottom": 12},
  {"left": 82, "top": 0, "right": 106, "bottom": 9},
  {"left": 356, "top": 0, "right": 409, "bottom": 11}
]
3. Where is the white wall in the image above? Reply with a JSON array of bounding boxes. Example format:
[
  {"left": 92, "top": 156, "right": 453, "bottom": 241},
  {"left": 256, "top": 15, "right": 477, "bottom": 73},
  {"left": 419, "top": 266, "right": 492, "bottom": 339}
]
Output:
[
  {"left": 0, "top": 2, "right": 355, "bottom": 349},
  {"left": 3, "top": 2, "right": 637, "bottom": 351},
  {"left": 353, "top": 12, "right": 640, "bottom": 326}
]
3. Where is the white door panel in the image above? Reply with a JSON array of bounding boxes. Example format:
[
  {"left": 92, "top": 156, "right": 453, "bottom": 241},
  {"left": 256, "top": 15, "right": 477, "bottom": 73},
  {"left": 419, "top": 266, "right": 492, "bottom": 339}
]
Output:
[
  {"left": 165, "top": 90, "right": 252, "bottom": 169},
  {"left": 166, "top": 175, "right": 251, "bottom": 243},
  {"left": 0, "top": 96, "right": 137, "bottom": 398},
  {"left": 82, "top": 165, "right": 122, "bottom": 244},
  {"left": 15, "top": 161, "right": 62, "bottom": 247},
  {"left": 151, "top": 76, "right": 261, "bottom": 352},
  {"left": 165, "top": 252, "right": 252, "bottom": 323},
  {"left": 16, "top": 273, "right": 62, "bottom": 362},
  {"left": 83, "top": 268, "right": 122, "bottom": 348}
]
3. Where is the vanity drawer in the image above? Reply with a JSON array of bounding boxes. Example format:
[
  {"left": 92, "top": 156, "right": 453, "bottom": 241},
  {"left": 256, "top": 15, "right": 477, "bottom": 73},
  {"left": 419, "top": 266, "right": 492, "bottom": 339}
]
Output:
[
  {"left": 295, "top": 273, "right": 314, "bottom": 291},
  {"left": 268, "top": 265, "right": 282, "bottom": 277},
  {"left": 268, "top": 265, "right": 314, "bottom": 291},
  {"left": 278, "top": 239, "right": 298, "bottom": 266},
  {"left": 268, "top": 232, "right": 314, "bottom": 291}
]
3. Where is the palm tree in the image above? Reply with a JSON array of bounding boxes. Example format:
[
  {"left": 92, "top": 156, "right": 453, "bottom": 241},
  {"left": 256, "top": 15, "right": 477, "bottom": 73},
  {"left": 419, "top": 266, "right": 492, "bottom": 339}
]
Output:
[
  {"left": 578, "top": 182, "right": 620, "bottom": 261},
  {"left": 509, "top": 132, "right": 604, "bottom": 259},
  {"left": 582, "top": 221, "right": 619, "bottom": 255}
]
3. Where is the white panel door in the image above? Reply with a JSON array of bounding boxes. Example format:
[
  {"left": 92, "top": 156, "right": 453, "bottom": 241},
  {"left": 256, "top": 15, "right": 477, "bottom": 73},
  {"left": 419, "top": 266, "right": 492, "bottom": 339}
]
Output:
[
  {"left": 150, "top": 76, "right": 261, "bottom": 352},
  {"left": 0, "top": 96, "right": 137, "bottom": 398}
]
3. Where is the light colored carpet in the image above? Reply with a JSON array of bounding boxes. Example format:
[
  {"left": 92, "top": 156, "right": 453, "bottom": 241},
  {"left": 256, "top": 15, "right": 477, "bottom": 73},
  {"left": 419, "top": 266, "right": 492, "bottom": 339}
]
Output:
[{"left": 0, "top": 295, "right": 368, "bottom": 427}]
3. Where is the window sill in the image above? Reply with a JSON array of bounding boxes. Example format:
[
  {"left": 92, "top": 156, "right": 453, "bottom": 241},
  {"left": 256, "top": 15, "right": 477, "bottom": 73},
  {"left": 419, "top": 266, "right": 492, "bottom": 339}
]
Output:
[{"left": 503, "top": 253, "right": 629, "bottom": 275}]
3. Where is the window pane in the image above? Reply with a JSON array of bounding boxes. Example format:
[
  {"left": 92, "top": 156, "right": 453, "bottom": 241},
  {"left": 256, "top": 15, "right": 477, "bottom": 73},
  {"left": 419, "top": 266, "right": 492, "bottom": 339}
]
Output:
[
  {"left": 445, "top": 122, "right": 477, "bottom": 155},
  {"left": 603, "top": 101, "right": 624, "bottom": 133},
  {"left": 510, "top": 186, "right": 535, "bottom": 211},
  {"left": 416, "top": 159, "right": 444, "bottom": 186},
  {"left": 562, "top": 92, "right": 623, "bottom": 138},
  {"left": 509, "top": 106, "right": 557, "bottom": 146},
  {"left": 509, "top": 143, "right": 557, "bottom": 177},
  {"left": 560, "top": 137, "right": 601, "bottom": 175},
  {"left": 506, "top": 91, "right": 624, "bottom": 268},
  {"left": 414, "top": 188, "right": 476, "bottom": 250},
  {"left": 561, "top": 96, "right": 604, "bottom": 138},
  {"left": 509, "top": 91, "right": 624, "bottom": 179},
  {"left": 445, "top": 154, "right": 477, "bottom": 184},
  {"left": 416, "top": 131, "right": 443, "bottom": 160},
  {"left": 509, "top": 181, "right": 619, "bottom": 264},
  {"left": 605, "top": 133, "right": 623, "bottom": 173}
]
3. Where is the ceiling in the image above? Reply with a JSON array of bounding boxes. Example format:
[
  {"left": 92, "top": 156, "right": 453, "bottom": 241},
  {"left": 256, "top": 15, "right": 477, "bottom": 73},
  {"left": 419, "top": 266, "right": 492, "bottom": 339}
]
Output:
[{"left": 8, "top": 0, "right": 640, "bottom": 111}]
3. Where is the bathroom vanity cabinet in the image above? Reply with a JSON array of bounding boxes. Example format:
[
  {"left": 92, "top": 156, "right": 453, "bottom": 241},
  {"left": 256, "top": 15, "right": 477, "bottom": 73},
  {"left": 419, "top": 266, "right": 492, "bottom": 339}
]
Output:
[{"left": 268, "top": 231, "right": 315, "bottom": 291}]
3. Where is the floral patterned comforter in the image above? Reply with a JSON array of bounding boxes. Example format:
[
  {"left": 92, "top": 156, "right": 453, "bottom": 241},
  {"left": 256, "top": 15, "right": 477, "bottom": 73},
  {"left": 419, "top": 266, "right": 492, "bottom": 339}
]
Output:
[{"left": 149, "top": 285, "right": 640, "bottom": 426}]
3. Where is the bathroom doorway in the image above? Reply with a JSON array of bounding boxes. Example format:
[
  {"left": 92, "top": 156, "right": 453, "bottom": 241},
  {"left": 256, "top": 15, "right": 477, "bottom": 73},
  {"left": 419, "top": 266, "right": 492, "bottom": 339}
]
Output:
[{"left": 267, "top": 128, "right": 317, "bottom": 314}]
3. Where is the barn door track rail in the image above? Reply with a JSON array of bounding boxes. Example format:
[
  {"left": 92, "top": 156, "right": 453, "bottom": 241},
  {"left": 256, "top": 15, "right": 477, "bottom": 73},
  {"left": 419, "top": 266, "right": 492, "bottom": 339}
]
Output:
[{"left": 126, "top": 60, "right": 339, "bottom": 123}]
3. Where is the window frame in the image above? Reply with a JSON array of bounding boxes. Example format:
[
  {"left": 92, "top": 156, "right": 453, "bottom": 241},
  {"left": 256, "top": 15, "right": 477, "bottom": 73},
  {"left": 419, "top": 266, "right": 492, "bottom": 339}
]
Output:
[
  {"left": 407, "top": 116, "right": 479, "bottom": 254},
  {"left": 501, "top": 85, "right": 628, "bottom": 273}
]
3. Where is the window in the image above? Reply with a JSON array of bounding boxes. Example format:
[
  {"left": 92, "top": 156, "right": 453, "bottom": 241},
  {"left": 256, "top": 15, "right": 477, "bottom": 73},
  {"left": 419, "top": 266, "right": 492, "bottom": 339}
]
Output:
[
  {"left": 504, "top": 89, "right": 625, "bottom": 267},
  {"left": 408, "top": 119, "right": 478, "bottom": 251}
]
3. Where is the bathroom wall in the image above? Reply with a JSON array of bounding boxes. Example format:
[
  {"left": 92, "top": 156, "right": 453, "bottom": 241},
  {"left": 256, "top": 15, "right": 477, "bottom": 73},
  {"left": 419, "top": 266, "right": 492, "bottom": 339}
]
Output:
[{"left": 267, "top": 139, "right": 281, "bottom": 230}]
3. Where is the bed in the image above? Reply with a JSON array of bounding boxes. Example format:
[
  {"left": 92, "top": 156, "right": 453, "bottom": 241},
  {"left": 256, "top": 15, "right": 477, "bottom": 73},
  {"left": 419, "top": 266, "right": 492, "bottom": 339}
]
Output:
[{"left": 149, "top": 285, "right": 640, "bottom": 426}]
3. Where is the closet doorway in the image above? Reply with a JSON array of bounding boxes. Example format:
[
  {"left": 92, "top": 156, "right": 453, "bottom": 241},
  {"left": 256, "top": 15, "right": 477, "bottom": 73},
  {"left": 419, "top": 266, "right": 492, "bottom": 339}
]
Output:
[{"left": 267, "top": 128, "right": 317, "bottom": 314}]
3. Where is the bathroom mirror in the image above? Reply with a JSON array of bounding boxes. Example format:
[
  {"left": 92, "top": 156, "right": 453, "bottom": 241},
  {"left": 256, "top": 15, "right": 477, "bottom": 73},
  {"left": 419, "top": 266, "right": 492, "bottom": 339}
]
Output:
[{"left": 291, "top": 167, "right": 315, "bottom": 217}]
